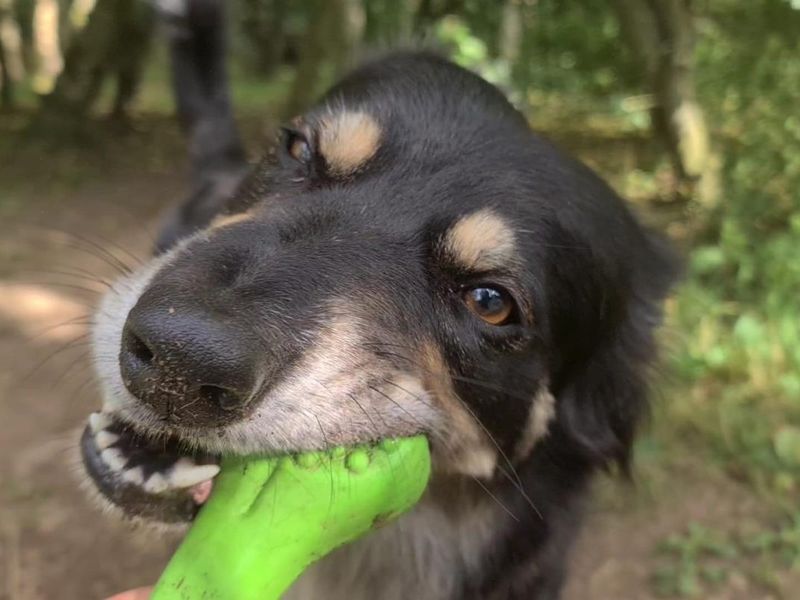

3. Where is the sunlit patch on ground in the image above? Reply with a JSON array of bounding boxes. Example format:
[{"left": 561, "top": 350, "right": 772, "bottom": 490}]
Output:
[{"left": 0, "top": 282, "right": 89, "bottom": 341}]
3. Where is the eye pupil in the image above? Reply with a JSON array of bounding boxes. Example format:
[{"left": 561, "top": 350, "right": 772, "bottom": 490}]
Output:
[
  {"left": 289, "top": 137, "right": 311, "bottom": 163},
  {"left": 473, "top": 288, "right": 502, "bottom": 312},
  {"left": 281, "top": 127, "right": 312, "bottom": 165},
  {"left": 464, "top": 286, "right": 515, "bottom": 326}
]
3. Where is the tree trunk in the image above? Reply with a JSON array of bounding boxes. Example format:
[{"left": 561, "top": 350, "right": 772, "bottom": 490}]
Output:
[
  {"left": 284, "top": 0, "right": 364, "bottom": 117},
  {"left": 364, "top": 0, "right": 418, "bottom": 44},
  {"left": 498, "top": 0, "right": 522, "bottom": 65},
  {"left": 38, "top": 0, "right": 153, "bottom": 119},
  {"left": 611, "top": 0, "right": 717, "bottom": 205},
  {"left": 12, "top": 0, "right": 36, "bottom": 73},
  {"left": 239, "top": 0, "right": 289, "bottom": 76},
  {"left": 110, "top": 0, "right": 153, "bottom": 120},
  {"left": 1, "top": 0, "right": 31, "bottom": 108},
  {"left": 0, "top": 29, "right": 12, "bottom": 108},
  {"left": 31, "top": 0, "right": 62, "bottom": 93},
  {"left": 0, "top": 1, "right": 11, "bottom": 106}
]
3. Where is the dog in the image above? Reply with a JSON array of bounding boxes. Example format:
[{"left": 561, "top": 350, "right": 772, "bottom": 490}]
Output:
[{"left": 78, "top": 21, "right": 678, "bottom": 600}]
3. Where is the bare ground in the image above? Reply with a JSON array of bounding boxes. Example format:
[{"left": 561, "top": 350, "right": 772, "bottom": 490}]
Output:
[{"left": 0, "top": 141, "right": 791, "bottom": 600}]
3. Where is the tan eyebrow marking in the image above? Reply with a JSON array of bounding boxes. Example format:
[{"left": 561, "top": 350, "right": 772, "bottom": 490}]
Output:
[
  {"left": 208, "top": 210, "right": 255, "bottom": 231},
  {"left": 318, "top": 110, "right": 381, "bottom": 176},
  {"left": 442, "top": 209, "right": 517, "bottom": 271}
]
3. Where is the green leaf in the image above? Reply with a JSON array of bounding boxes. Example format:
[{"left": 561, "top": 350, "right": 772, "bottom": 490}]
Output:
[
  {"left": 690, "top": 246, "right": 726, "bottom": 275},
  {"left": 733, "top": 314, "right": 764, "bottom": 345},
  {"left": 773, "top": 427, "right": 800, "bottom": 466}
]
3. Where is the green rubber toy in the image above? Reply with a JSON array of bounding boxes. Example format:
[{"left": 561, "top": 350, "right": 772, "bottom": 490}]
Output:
[{"left": 151, "top": 436, "right": 431, "bottom": 599}]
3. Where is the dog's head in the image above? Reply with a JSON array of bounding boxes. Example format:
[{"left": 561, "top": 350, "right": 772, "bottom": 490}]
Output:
[{"left": 81, "top": 52, "right": 677, "bottom": 524}]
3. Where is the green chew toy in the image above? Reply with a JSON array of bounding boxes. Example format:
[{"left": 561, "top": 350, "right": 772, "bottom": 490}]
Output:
[{"left": 151, "top": 436, "right": 431, "bottom": 599}]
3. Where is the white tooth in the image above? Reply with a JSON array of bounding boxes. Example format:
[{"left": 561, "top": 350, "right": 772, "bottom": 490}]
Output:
[
  {"left": 121, "top": 466, "right": 145, "bottom": 485},
  {"left": 100, "top": 448, "right": 126, "bottom": 472},
  {"left": 169, "top": 458, "right": 221, "bottom": 489},
  {"left": 95, "top": 431, "right": 119, "bottom": 450},
  {"left": 89, "top": 412, "right": 112, "bottom": 433},
  {"left": 144, "top": 473, "right": 168, "bottom": 494}
]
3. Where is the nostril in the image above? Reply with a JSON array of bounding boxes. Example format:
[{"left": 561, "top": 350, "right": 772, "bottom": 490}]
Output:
[
  {"left": 123, "top": 327, "right": 154, "bottom": 366},
  {"left": 199, "top": 385, "right": 244, "bottom": 412}
]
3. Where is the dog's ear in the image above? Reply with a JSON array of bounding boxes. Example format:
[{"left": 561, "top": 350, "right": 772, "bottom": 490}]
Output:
[{"left": 547, "top": 210, "right": 679, "bottom": 470}]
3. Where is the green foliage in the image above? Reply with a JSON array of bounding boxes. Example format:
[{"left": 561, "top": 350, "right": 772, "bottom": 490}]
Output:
[
  {"left": 653, "top": 517, "right": 800, "bottom": 597},
  {"left": 434, "top": 15, "right": 513, "bottom": 94},
  {"left": 513, "top": 0, "right": 640, "bottom": 98},
  {"left": 653, "top": 523, "right": 737, "bottom": 598},
  {"left": 666, "top": 0, "right": 800, "bottom": 508}
]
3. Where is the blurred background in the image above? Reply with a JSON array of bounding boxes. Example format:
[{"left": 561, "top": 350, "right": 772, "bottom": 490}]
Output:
[{"left": 0, "top": 1, "right": 799, "bottom": 598}]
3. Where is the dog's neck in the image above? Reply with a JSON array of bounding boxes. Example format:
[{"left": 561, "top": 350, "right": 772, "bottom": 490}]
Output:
[{"left": 285, "top": 475, "right": 506, "bottom": 600}]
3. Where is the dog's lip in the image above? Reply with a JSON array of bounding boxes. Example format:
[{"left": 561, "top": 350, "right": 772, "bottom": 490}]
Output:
[{"left": 80, "top": 412, "right": 220, "bottom": 523}]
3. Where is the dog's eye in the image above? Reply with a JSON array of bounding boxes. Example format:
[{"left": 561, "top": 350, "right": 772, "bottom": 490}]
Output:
[
  {"left": 463, "top": 286, "right": 515, "bottom": 326},
  {"left": 282, "top": 128, "right": 312, "bottom": 165}
]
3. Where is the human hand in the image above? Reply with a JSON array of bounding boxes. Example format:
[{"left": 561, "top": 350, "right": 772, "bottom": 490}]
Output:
[{"left": 105, "top": 586, "right": 153, "bottom": 600}]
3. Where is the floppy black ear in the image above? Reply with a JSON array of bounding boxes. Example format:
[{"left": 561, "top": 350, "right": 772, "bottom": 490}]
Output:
[{"left": 547, "top": 216, "right": 679, "bottom": 470}]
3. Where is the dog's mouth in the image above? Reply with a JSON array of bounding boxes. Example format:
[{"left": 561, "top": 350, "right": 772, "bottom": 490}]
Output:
[{"left": 80, "top": 411, "right": 221, "bottom": 523}]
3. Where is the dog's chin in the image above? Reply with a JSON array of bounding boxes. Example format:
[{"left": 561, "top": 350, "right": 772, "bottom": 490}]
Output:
[{"left": 80, "top": 410, "right": 222, "bottom": 525}]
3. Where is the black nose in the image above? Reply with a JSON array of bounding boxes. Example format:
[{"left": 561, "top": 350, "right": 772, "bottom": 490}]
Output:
[{"left": 119, "top": 302, "right": 260, "bottom": 426}]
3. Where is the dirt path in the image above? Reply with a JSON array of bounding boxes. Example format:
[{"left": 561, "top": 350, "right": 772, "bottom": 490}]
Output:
[{"left": 0, "top": 166, "right": 787, "bottom": 600}]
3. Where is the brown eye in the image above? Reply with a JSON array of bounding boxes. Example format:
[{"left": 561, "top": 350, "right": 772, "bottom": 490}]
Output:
[
  {"left": 288, "top": 135, "right": 312, "bottom": 163},
  {"left": 463, "top": 286, "right": 515, "bottom": 326},
  {"left": 282, "top": 128, "right": 313, "bottom": 164}
]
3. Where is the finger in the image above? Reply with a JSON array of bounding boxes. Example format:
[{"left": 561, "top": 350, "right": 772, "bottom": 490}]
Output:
[{"left": 104, "top": 586, "right": 153, "bottom": 600}]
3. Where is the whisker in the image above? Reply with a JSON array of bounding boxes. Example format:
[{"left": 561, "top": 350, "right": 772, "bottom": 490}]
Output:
[
  {"left": 370, "top": 343, "right": 540, "bottom": 403},
  {"left": 348, "top": 391, "right": 387, "bottom": 438},
  {"left": 22, "top": 268, "right": 113, "bottom": 290},
  {"left": 28, "top": 315, "right": 93, "bottom": 341},
  {"left": 38, "top": 226, "right": 135, "bottom": 276},
  {"left": 52, "top": 350, "right": 92, "bottom": 389},
  {"left": 470, "top": 476, "right": 520, "bottom": 522},
  {"left": 21, "top": 224, "right": 132, "bottom": 277},
  {"left": 367, "top": 342, "right": 543, "bottom": 520},
  {"left": 312, "top": 414, "right": 337, "bottom": 517},
  {"left": 304, "top": 374, "right": 386, "bottom": 441},
  {"left": 21, "top": 334, "right": 91, "bottom": 383},
  {"left": 61, "top": 239, "right": 131, "bottom": 276},
  {"left": 55, "top": 229, "right": 136, "bottom": 275},
  {"left": 384, "top": 376, "right": 533, "bottom": 508},
  {"left": 21, "top": 280, "right": 102, "bottom": 296},
  {"left": 55, "top": 264, "right": 117, "bottom": 288},
  {"left": 85, "top": 229, "right": 146, "bottom": 269},
  {"left": 366, "top": 383, "right": 427, "bottom": 433}
]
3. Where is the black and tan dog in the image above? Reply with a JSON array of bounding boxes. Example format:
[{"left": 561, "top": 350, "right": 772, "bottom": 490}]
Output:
[{"left": 79, "top": 15, "right": 677, "bottom": 599}]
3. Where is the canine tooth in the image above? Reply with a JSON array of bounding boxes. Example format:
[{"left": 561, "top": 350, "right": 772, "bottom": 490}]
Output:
[
  {"left": 89, "top": 412, "right": 112, "bottom": 433},
  {"left": 169, "top": 459, "right": 221, "bottom": 488},
  {"left": 144, "top": 473, "right": 168, "bottom": 494},
  {"left": 121, "top": 466, "right": 145, "bottom": 485},
  {"left": 100, "top": 448, "right": 126, "bottom": 472},
  {"left": 95, "top": 431, "right": 119, "bottom": 450}
]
